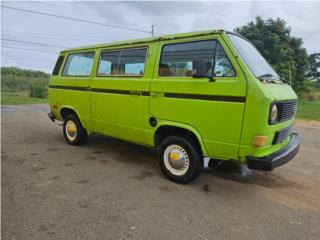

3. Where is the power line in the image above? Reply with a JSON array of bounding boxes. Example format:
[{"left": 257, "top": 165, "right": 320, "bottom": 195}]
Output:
[
  {"left": 1, "top": 46, "right": 57, "bottom": 54},
  {"left": 2, "top": 31, "right": 112, "bottom": 40},
  {"left": 2, "top": 30, "right": 110, "bottom": 38},
  {"left": 2, "top": 5, "right": 154, "bottom": 35},
  {"left": 1, "top": 31, "right": 116, "bottom": 42},
  {"left": 2, "top": 38, "right": 68, "bottom": 48},
  {"left": 2, "top": 33, "right": 103, "bottom": 41}
]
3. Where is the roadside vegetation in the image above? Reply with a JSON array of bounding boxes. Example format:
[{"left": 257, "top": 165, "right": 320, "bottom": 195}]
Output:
[
  {"left": 1, "top": 90, "right": 48, "bottom": 104},
  {"left": 296, "top": 100, "right": 320, "bottom": 121},
  {"left": 1, "top": 67, "right": 49, "bottom": 104}
]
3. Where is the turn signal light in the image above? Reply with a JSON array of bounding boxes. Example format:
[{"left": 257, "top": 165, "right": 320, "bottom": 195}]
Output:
[{"left": 252, "top": 136, "right": 268, "bottom": 147}]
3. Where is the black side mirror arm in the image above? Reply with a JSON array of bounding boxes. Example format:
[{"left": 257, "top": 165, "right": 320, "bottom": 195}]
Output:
[
  {"left": 192, "top": 74, "right": 216, "bottom": 82},
  {"left": 208, "top": 76, "right": 216, "bottom": 82}
]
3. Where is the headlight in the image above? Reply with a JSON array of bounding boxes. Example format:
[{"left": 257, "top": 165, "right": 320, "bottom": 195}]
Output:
[{"left": 269, "top": 104, "right": 278, "bottom": 124}]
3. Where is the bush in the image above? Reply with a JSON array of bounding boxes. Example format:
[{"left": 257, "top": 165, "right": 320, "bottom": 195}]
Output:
[
  {"left": 29, "top": 80, "right": 48, "bottom": 98},
  {"left": 296, "top": 80, "right": 320, "bottom": 101},
  {"left": 300, "top": 91, "right": 320, "bottom": 101},
  {"left": 1, "top": 66, "right": 49, "bottom": 91},
  {"left": 1, "top": 75, "right": 34, "bottom": 91}
]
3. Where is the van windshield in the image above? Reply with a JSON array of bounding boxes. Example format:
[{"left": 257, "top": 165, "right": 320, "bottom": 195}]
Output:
[{"left": 228, "top": 33, "right": 280, "bottom": 82}]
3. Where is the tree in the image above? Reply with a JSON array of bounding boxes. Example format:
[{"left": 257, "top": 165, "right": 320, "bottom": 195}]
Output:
[
  {"left": 234, "top": 17, "right": 309, "bottom": 92},
  {"left": 307, "top": 53, "right": 320, "bottom": 87},
  {"left": 1, "top": 66, "right": 50, "bottom": 78}
]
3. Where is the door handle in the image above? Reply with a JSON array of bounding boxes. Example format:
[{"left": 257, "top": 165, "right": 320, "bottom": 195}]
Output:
[
  {"left": 129, "top": 91, "right": 142, "bottom": 96},
  {"left": 150, "top": 92, "right": 164, "bottom": 97}
]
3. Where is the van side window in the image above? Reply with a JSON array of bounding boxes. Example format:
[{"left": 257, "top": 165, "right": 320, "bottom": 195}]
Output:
[
  {"left": 159, "top": 40, "right": 235, "bottom": 77},
  {"left": 214, "top": 43, "right": 235, "bottom": 77},
  {"left": 159, "top": 40, "right": 216, "bottom": 77},
  {"left": 52, "top": 55, "right": 64, "bottom": 76},
  {"left": 63, "top": 52, "right": 95, "bottom": 76},
  {"left": 98, "top": 48, "right": 147, "bottom": 76}
]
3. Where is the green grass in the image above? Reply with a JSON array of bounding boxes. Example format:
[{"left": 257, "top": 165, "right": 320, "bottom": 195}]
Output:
[
  {"left": 1, "top": 90, "right": 48, "bottom": 105},
  {"left": 297, "top": 100, "right": 320, "bottom": 121}
]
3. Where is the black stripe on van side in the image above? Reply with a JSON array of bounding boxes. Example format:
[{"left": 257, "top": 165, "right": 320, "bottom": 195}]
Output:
[
  {"left": 164, "top": 93, "right": 246, "bottom": 103},
  {"left": 49, "top": 85, "right": 89, "bottom": 91},
  {"left": 50, "top": 85, "right": 150, "bottom": 96},
  {"left": 91, "top": 88, "right": 150, "bottom": 96},
  {"left": 49, "top": 85, "right": 244, "bottom": 102},
  {"left": 91, "top": 88, "right": 130, "bottom": 95},
  {"left": 141, "top": 92, "right": 150, "bottom": 96}
]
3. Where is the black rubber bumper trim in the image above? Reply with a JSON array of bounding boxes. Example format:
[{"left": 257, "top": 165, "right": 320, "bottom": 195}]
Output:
[
  {"left": 246, "top": 133, "right": 300, "bottom": 171},
  {"left": 48, "top": 112, "right": 56, "bottom": 122}
]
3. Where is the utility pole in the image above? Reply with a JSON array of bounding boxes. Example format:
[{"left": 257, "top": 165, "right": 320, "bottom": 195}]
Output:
[
  {"left": 151, "top": 25, "right": 154, "bottom": 37},
  {"left": 289, "top": 62, "right": 292, "bottom": 86}
]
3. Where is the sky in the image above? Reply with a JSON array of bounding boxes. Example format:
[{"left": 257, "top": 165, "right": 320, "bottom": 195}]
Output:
[{"left": 1, "top": 1, "right": 320, "bottom": 73}]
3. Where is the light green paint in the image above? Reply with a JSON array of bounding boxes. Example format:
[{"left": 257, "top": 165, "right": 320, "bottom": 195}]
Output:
[{"left": 49, "top": 30, "right": 298, "bottom": 163}]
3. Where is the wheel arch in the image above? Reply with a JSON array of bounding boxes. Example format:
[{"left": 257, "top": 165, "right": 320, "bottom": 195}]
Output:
[
  {"left": 60, "top": 105, "right": 80, "bottom": 120},
  {"left": 154, "top": 121, "right": 207, "bottom": 156}
]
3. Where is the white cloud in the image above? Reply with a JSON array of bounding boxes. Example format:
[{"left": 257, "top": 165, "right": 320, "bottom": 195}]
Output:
[{"left": 1, "top": 1, "right": 320, "bottom": 72}]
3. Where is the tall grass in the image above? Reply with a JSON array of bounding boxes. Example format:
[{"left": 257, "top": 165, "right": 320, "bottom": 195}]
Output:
[
  {"left": 1, "top": 67, "right": 49, "bottom": 99},
  {"left": 30, "top": 80, "right": 48, "bottom": 98}
]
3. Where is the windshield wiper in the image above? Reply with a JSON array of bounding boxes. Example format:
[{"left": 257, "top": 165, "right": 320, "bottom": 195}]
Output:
[
  {"left": 257, "top": 73, "right": 273, "bottom": 80},
  {"left": 257, "top": 73, "right": 283, "bottom": 83}
]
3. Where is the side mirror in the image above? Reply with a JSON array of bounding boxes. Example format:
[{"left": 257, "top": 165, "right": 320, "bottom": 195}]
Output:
[{"left": 192, "top": 60, "right": 215, "bottom": 82}]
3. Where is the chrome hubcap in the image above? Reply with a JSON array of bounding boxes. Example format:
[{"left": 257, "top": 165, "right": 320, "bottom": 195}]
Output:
[
  {"left": 66, "top": 120, "right": 77, "bottom": 141},
  {"left": 164, "top": 144, "right": 190, "bottom": 176}
]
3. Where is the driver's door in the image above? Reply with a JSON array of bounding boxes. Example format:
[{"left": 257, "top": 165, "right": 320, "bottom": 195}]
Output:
[{"left": 150, "top": 35, "right": 246, "bottom": 159}]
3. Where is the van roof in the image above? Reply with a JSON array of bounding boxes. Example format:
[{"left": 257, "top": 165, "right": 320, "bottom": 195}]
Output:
[{"left": 62, "top": 29, "right": 227, "bottom": 53}]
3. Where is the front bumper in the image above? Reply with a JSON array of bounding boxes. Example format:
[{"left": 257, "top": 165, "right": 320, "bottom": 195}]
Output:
[
  {"left": 247, "top": 133, "right": 300, "bottom": 171},
  {"left": 48, "top": 112, "right": 56, "bottom": 122}
]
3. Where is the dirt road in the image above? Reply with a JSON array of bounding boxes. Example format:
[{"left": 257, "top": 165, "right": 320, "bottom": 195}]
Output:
[{"left": 2, "top": 104, "right": 320, "bottom": 240}]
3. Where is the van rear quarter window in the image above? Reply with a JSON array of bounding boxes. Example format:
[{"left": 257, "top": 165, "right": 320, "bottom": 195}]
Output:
[
  {"left": 63, "top": 52, "right": 95, "bottom": 76},
  {"left": 52, "top": 55, "right": 64, "bottom": 76},
  {"left": 98, "top": 48, "right": 147, "bottom": 76}
]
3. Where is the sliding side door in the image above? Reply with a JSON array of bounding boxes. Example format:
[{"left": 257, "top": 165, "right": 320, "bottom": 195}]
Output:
[{"left": 90, "top": 44, "right": 156, "bottom": 144}]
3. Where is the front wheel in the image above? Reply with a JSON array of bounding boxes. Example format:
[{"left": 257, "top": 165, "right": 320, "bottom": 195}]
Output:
[
  {"left": 158, "top": 136, "right": 203, "bottom": 184},
  {"left": 63, "top": 114, "right": 87, "bottom": 145}
]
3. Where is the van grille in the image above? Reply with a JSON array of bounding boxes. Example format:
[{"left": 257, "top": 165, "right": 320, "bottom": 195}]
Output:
[
  {"left": 278, "top": 101, "right": 297, "bottom": 122},
  {"left": 272, "top": 126, "right": 292, "bottom": 145}
]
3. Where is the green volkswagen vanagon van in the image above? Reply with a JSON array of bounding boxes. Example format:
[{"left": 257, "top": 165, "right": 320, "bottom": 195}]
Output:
[{"left": 48, "top": 29, "right": 300, "bottom": 183}]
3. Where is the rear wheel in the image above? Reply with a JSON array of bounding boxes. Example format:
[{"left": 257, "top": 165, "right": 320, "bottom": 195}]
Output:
[
  {"left": 63, "top": 114, "right": 87, "bottom": 145},
  {"left": 158, "top": 136, "right": 203, "bottom": 184}
]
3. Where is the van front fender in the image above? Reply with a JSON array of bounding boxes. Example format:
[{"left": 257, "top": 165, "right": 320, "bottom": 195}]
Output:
[{"left": 154, "top": 120, "right": 208, "bottom": 156}]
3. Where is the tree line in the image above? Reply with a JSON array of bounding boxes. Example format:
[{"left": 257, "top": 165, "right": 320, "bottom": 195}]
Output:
[
  {"left": 235, "top": 16, "right": 320, "bottom": 93},
  {"left": 1, "top": 66, "right": 50, "bottom": 79}
]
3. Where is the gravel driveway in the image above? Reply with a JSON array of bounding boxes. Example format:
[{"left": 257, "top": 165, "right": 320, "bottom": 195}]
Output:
[{"left": 2, "top": 104, "right": 320, "bottom": 240}]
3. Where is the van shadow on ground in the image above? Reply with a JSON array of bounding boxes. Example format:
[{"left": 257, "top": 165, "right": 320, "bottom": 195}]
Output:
[
  {"left": 82, "top": 134, "right": 297, "bottom": 189},
  {"left": 205, "top": 161, "right": 299, "bottom": 189}
]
